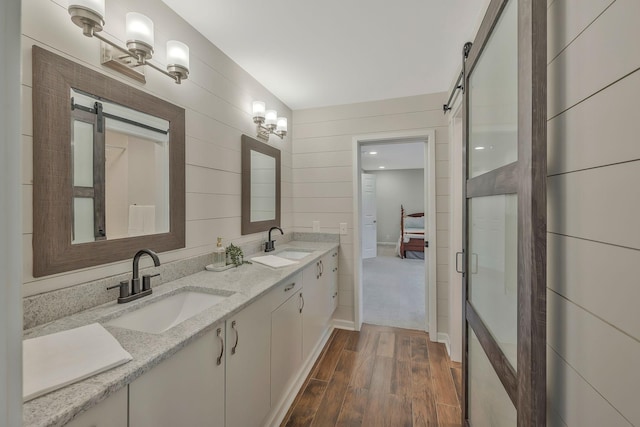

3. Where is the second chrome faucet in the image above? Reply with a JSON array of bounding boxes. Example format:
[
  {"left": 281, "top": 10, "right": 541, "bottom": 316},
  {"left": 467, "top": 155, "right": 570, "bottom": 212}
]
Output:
[{"left": 107, "top": 249, "right": 161, "bottom": 303}]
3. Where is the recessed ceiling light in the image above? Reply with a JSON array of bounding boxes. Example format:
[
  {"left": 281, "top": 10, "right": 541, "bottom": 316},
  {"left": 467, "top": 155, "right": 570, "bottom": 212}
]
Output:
[
  {"left": 369, "top": 151, "right": 378, "bottom": 155},
  {"left": 475, "top": 146, "right": 485, "bottom": 150},
  {"left": 378, "top": 166, "right": 385, "bottom": 169}
]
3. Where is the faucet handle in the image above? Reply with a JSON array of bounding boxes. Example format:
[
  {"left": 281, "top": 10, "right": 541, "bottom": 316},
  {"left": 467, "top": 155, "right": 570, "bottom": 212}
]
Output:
[
  {"left": 142, "top": 273, "right": 160, "bottom": 292},
  {"left": 107, "top": 281, "right": 130, "bottom": 299}
]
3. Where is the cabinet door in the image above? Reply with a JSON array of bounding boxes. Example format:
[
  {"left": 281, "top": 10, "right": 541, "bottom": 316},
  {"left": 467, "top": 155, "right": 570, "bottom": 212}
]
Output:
[
  {"left": 226, "top": 298, "right": 271, "bottom": 427},
  {"left": 129, "top": 326, "right": 225, "bottom": 427},
  {"left": 65, "top": 387, "right": 127, "bottom": 427},
  {"left": 271, "top": 291, "right": 303, "bottom": 407},
  {"left": 327, "top": 250, "right": 339, "bottom": 313},
  {"left": 302, "top": 261, "right": 328, "bottom": 361}
]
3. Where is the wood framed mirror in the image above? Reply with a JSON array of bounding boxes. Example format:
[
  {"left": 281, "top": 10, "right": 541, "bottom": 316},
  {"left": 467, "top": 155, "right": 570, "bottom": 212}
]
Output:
[
  {"left": 241, "top": 134, "right": 281, "bottom": 235},
  {"left": 32, "top": 46, "right": 185, "bottom": 277}
]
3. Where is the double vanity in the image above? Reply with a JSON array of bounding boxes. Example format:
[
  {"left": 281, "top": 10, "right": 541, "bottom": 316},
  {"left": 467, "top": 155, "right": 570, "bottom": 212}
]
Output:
[{"left": 23, "top": 241, "right": 339, "bottom": 427}]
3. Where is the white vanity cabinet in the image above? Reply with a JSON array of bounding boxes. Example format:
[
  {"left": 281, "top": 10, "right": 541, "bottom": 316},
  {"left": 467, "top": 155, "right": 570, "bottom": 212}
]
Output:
[
  {"left": 225, "top": 296, "right": 271, "bottom": 427},
  {"left": 64, "top": 387, "right": 127, "bottom": 427},
  {"left": 270, "top": 275, "right": 304, "bottom": 407},
  {"left": 129, "top": 325, "right": 226, "bottom": 427}
]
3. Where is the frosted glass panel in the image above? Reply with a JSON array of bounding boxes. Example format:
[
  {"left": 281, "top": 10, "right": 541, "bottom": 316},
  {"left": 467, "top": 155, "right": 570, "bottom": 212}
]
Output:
[
  {"left": 73, "top": 197, "right": 95, "bottom": 244},
  {"left": 469, "top": 0, "right": 518, "bottom": 178},
  {"left": 250, "top": 150, "right": 276, "bottom": 222},
  {"left": 468, "top": 329, "right": 517, "bottom": 426},
  {"left": 73, "top": 120, "right": 94, "bottom": 187},
  {"left": 469, "top": 194, "right": 517, "bottom": 369}
]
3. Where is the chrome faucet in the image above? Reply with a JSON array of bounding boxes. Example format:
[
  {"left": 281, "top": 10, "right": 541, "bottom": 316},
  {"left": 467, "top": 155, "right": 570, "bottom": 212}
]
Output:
[
  {"left": 107, "top": 249, "right": 161, "bottom": 303},
  {"left": 265, "top": 226, "right": 283, "bottom": 252}
]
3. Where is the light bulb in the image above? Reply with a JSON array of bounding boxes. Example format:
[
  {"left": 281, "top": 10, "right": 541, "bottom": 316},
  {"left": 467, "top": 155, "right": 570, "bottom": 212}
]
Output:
[
  {"left": 68, "top": 0, "right": 105, "bottom": 19},
  {"left": 252, "top": 101, "right": 266, "bottom": 119},
  {"left": 265, "top": 110, "right": 277, "bottom": 126},
  {"left": 126, "top": 12, "right": 154, "bottom": 49},
  {"left": 276, "top": 117, "right": 287, "bottom": 132},
  {"left": 166, "top": 40, "right": 189, "bottom": 70}
]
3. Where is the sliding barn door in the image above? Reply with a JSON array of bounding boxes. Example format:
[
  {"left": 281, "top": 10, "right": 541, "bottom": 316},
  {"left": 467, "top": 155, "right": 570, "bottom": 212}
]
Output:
[{"left": 462, "top": 0, "right": 546, "bottom": 425}]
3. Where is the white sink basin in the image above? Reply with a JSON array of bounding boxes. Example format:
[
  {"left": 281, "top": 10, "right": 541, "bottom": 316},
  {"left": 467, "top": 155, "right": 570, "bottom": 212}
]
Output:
[
  {"left": 106, "top": 291, "right": 230, "bottom": 334},
  {"left": 276, "top": 250, "right": 313, "bottom": 260}
]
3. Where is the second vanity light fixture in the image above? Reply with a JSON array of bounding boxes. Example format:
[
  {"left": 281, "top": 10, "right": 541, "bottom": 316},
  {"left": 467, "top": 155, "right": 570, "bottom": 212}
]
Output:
[
  {"left": 68, "top": 0, "right": 190, "bottom": 84},
  {"left": 252, "top": 101, "right": 288, "bottom": 142}
]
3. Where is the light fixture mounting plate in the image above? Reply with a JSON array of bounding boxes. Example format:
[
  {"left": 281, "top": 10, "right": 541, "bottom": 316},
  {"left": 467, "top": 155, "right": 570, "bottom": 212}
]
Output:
[{"left": 100, "top": 42, "right": 146, "bottom": 84}]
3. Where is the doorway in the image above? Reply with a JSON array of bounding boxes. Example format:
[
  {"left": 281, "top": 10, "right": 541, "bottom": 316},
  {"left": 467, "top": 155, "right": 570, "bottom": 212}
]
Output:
[
  {"left": 352, "top": 129, "right": 437, "bottom": 334},
  {"left": 360, "top": 143, "right": 426, "bottom": 330}
]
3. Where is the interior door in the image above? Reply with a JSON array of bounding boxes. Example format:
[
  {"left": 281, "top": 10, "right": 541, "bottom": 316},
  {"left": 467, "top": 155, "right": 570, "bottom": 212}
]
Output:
[
  {"left": 361, "top": 173, "right": 377, "bottom": 259},
  {"left": 462, "top": 0, "right": 546, "bottom": 426}
]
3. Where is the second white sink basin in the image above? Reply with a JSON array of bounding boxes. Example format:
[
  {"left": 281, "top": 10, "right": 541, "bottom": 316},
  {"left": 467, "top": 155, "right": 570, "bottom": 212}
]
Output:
[
  {"left": 106, "top": 290, "right": 230, "bottom": 334},
  {"left": 276, "top": 250, "right": 313, "bottom": 260}
]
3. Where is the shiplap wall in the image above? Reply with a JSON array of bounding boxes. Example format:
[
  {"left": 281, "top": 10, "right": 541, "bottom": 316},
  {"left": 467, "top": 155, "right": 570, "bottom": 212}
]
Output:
[
  {"left": 546, "top": 0, "right": 640, "bottom": 425},
  {"left": 21, "top": 0, "right": 292, "bottom": 297},
  {"left": 292, "top": 93, "right": 452, "bottom": 335}
]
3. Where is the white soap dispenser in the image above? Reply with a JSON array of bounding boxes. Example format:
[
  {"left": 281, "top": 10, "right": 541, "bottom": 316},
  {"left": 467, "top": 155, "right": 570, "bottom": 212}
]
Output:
[{"left": 213, "top": 237, "right": 226, "bottom": 268}]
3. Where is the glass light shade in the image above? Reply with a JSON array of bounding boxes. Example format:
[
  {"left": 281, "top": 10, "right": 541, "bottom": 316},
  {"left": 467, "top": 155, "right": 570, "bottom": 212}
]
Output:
[
  {"left": 276, "top": 117, "right": 287, "bottom": 132},
  {"left": 68, "top": 0, "right": 105, "bottom": 19},
  {"left": 166, "top": 40, "right": 189, "bottom": 69},
  {"left": 265, "top": 110, "right": 277, "bottom": 126},
  {"left": 126, "top": 12, "right": 154, "bottom": 48},
  {"left": 252, "top": 101, "right": 266, "bottom": 119}
]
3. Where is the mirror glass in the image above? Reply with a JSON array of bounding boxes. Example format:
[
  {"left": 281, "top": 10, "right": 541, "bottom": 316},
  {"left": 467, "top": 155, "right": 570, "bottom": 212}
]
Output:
[
  {"left": 241, "top": 134, "right": 281, "bottom": 235},
  {"left": 250, "top": 150, "right": 276, "bottom": 222},
  {"left": 70, "top": 89, "right": 170, "bottom": 244}
]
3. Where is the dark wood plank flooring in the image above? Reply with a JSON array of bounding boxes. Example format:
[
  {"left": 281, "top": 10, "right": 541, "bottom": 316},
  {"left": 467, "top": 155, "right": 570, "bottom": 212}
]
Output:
[{"left": 282, "top": 324, "right": 462, "bottom": 427}]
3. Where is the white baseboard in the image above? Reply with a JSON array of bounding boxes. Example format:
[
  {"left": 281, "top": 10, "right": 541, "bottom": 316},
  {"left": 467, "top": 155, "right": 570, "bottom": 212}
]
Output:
[
  {"left": 266, "top": 326, "right": 335, "bottom": 427},
  {"left": 437, "top": 332, "right": 451, "bottom": 356},
  {"left": 332, "top": 318, "right": 356, "bottom": 331}
]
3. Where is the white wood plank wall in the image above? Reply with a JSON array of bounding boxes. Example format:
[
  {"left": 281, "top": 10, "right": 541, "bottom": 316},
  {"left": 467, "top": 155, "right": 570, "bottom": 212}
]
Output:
[
  {"left": 546, "top": 0, "right": 640, "bottom": 425},
  {"left": 292, "top": 94, "right": 452, "bottom": 333},
  {"left": 21, "top": 0, "right": 292, "bottom": 296}
]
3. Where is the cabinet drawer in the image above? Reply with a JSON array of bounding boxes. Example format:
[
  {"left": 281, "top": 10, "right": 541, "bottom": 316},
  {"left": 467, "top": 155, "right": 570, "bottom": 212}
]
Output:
[{"left": 265, "top": 272, "right": 303, "bottom": 311}]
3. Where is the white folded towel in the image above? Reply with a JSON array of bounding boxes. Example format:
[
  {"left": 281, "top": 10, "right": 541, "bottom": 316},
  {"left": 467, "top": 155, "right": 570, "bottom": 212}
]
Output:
[
  {"left": 23, "top": 323, "right": 132, "bottom": 402},
  {"left": 251, "top": 255, "right": 299, "bottom": 268},
  {"left": 128, "top": 204, "right": 156, "bottom": 236}
]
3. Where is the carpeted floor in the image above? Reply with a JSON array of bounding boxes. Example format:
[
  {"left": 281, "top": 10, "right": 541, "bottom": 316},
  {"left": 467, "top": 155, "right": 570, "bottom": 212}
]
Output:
[{"left": 362, "top": 248, "right": 426, "bottom": 331}]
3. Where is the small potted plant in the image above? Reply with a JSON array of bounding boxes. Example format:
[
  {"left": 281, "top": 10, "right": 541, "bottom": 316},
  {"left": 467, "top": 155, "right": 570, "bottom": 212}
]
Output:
[{"left": 226, "top": 243, "right": 252, "bottom": 267}]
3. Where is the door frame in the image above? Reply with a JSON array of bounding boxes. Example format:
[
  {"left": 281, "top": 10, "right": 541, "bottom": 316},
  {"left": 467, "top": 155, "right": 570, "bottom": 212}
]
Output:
[
  {"left": 352, "top": 129, "right": 437, "bottom": 336},
  {"left": 462, "top": 0, "right": 547, "bottom": 425}
]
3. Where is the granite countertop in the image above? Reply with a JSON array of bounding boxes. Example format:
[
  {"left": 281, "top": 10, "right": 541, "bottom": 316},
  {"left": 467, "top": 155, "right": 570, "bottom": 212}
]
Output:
[{"left": 23, "top": 240, "right": 339, "bottom": 427}]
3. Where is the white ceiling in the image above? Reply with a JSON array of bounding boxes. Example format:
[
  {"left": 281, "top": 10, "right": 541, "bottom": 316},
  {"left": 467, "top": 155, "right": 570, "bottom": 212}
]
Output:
[
  {"left": 161, "top": 0, "right": 490, "bottom": 110},
  {"left": 361, "top": 141, "right": 424, "bottom": 171}
]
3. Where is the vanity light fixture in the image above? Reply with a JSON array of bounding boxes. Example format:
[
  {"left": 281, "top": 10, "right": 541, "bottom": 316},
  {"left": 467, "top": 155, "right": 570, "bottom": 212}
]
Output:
[
  {"left": 252, "top": 101, "right": 288, "bottom": 142},
  {"left": 67, "top": 0, "right": 190, "bottom": 84}
]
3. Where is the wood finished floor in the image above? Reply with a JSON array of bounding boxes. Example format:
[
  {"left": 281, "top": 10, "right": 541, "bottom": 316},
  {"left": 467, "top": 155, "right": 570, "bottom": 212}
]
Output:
[{"left": 282, "top": 324, "right": 462, "bottom": 427}]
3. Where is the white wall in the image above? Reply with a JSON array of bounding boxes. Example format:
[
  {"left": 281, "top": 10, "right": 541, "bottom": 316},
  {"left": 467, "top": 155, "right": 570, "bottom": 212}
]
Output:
[
  {"left": 1, "top": 0, "right": 23, "bottom": 423},
  {"left": 21, "top": 0, "right": 293, "bottom": 297},
  {"left": 546, "top": 0, "right": 640, "bottom": 425},
  {"left": 369, "top": 168, "right": 424, "bottom": 244},
  {"left": 292, "top": 93, "right": 451, "bottom": 335}
]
